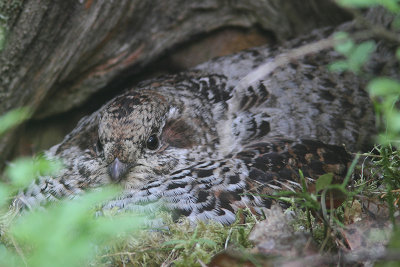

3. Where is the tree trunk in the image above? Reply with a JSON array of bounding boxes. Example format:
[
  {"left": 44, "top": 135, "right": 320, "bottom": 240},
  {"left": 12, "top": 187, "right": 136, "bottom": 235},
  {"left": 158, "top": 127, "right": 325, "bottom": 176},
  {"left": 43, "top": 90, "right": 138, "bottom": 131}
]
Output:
[{"left": 0, "top": 0, "right": 350, "bottom": 167}]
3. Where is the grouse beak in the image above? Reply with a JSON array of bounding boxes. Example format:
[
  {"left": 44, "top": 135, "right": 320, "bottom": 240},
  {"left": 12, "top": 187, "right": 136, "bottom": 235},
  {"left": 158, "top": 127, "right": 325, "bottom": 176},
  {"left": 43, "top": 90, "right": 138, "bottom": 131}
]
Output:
[{"left": 109, "top": 158, "right": 130, "bottom": 182}]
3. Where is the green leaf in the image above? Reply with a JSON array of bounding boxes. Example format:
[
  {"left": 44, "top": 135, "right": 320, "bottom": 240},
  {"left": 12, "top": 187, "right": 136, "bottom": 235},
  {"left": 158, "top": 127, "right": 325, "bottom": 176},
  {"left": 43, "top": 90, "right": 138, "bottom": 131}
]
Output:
[
  {"left": 316, "top": 173, "right": 333, "bottom": 192},
  {"left": 386, "top": 110, "right": 400, "bottom": 132},
  {"left": 328, "top": 60, "right": 349, "bottom": 72},
  {"left": 396, "top": 47, "right": 400, "bottom": 61},
  {"left": 337, "top": 0, "right": 400, "bottom": 12},
  {"left": 333, "top": 32, "right": 354, "bottom": 56},
  {"left": 5, "top": 157, "right": 63, "bottom": 188},
  {"left": 310, "top": 193, "right": 318, "bottom": 202},
  {"left": 0, "top": 107, "right": 31, "bottom": 136},
  {"left": 393, "top": 15, "right": 400, "bottom": 30},
  {"left": 377, "top": 132, "right": 393, "bottom": 145},
  {"left": 380, "top": 0, "right": 400, "bottom": 12},
  {"left": 367, "top": 78, "right": 400, "bottom": 97},
  {"left": 336, "top": 0, "right": 379, "bottom": 8},
  {"left": 348, "top": 41, "right": 376, "bottom": 72},
  {"left": 276, "top": 196, "right": 293, "bottom": 203}
]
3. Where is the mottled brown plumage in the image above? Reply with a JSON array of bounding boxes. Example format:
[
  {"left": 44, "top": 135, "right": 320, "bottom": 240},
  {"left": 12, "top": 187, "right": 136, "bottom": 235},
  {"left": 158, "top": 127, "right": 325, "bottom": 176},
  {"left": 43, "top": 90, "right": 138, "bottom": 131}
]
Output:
[{"left": 14, "top": 22, "right": 396, "bottom": 224}]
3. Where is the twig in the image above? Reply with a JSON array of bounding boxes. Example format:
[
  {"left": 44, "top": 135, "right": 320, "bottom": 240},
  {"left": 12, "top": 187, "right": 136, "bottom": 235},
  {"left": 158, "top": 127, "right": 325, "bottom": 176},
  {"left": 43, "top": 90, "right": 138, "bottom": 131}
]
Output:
[
  {"left": 198, "top": 259, "right": 208, "bottom": 267},
  {"left": 224, "top": 228, "right": 232, "bottom": 250},
  {"left": 233, "top": 37, "right": 334, "bottom": 96},
  {"left": 349, "top": 8, "right": 400, "bottom": 44},
  {"left": 229, "top": 10, "right": 398, "bottom": 116},
  {"left": 100, "top": 251, "right": 138, "bottom": 258}
]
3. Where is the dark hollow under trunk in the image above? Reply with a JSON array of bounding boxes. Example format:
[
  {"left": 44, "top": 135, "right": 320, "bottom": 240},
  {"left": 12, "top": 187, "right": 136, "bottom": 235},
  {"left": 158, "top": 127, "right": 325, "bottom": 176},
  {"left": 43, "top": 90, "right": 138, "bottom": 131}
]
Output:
[{"left": 0, "top": 0, "right": 351, "bottom": 168}]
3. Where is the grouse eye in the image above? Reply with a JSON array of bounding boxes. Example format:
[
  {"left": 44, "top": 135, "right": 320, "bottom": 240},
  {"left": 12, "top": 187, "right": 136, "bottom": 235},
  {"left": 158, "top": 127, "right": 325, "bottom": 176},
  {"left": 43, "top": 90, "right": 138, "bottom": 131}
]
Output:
[{"left": 146, "top": 134, "right": 159, "bottom": 150}]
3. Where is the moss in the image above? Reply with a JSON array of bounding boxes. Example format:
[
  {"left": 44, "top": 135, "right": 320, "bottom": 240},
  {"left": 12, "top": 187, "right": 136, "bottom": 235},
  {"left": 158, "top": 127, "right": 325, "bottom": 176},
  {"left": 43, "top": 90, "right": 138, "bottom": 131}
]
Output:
[
  {"left": 0, "top": 0, "right": 23, "bottom": 50},
  {"left": 0, "top": 0, "right": 23, "bottom": 26},
  {"left": 95, "top": 211, "right": 257, "bottom": 266}
]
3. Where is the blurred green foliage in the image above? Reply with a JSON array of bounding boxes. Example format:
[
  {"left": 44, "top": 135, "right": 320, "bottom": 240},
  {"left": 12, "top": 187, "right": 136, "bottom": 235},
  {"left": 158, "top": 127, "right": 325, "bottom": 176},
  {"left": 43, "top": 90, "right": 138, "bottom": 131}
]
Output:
[
  {"left": 337, "top": 0, "right": 400, "bottom": 12},
  {"left": 332, "top": 1, "right": 400, "bottom": 264},
  {"left": 330, "top": 32, "right": 376, "bottom": 73},
  {"left": 332, "top": 1, "right": 400, "bottom": 146},
  {"left": 0, "top": 107, "right": 31, "bottom": 136}
]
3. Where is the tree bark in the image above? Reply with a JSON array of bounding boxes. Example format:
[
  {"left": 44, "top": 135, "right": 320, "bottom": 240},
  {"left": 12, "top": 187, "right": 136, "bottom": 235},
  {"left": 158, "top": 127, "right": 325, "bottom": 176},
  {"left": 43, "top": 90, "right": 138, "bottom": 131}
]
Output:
[{"left": 0, "top": 0, "right": 350, "bottom": 166}]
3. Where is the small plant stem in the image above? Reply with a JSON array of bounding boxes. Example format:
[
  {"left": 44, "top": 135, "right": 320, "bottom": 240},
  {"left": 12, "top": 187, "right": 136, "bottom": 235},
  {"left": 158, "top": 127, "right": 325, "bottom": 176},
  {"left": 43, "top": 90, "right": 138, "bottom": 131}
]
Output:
[
  {"left": 381, "top": 146, "right": 398, "bottom": 229},
  {"left": 306, "top": 207, "right": 313, "bottom": 235},
  {"left": 342, "top": 154, "right": 360, "bottom": 189},
  {"left": 320, "top": 226, "right": 331, "bottom": 253},
  {"left": 350, "top": 8, "right": 400, "bottom": 44}
]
